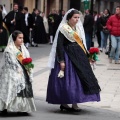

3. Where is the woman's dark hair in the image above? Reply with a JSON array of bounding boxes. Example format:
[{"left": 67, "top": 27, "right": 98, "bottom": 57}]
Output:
[
  {"left": 0, "top": 5, "right": 3, "bottom": 10},
  {"left": 116, "top": 6, "right": 120, "bottom": 9},
  {"left": 23, "top": 7, "right": 28, "bottom": 12},
  {"left": 105, "top": 9, "right": 111, "bottom": 16},
  {"left": 66, "top": 10, "right": 80, "bottom": 20},
  {"left": 12, "top": 30, "right": 23, "bottom": 41}
]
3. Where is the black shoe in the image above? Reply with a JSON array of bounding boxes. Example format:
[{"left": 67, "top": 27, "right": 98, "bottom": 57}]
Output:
[
  {"left": 31, "top": 44, "right": 35, "bottom": 47},
  {"left": 1, "top": 48, "right": 4, "bottom": 52},
  {"left": 71, "top": 107, "right": 81, "bottom": 112},
  {"left": 35, "top": 45, "right": 38, "bottom": 47},
  {"left": 105, "top": 51, "right": 109, "bottom": 55},
  {"left": 49, "top": 43, "right": 53, "bottom": 45},
  {"left": 17, "top": 112, "right": 29, "bottom": 116},
  {"left": 1, "top": 109, "right": 8, "bottom": 115},
  {"left": 60, "top": 105, "right": 72, "bottom": 112}
]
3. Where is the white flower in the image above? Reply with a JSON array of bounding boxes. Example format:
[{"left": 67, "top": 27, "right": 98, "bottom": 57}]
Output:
[{"left": 58, "top": 70, "right": 64, "bottom": 78}]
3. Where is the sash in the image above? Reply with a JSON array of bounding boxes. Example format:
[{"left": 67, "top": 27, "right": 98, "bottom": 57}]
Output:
[
  {"left": 60, "top": 24, "right": 87, "bottom": 54},
  {"left": 16, "top": 49, "right": 24, "bottom": 64},
  {"left": 2, "top": 22, "right": 9, "bottom": 36}
]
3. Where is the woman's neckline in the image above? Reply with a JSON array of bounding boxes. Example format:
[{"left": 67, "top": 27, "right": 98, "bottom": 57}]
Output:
[{"left": 67, "top": 22, "right": 76, "bottom": 31}]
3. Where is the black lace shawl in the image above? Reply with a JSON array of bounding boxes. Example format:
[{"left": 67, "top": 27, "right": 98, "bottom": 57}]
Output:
[{"left": 56, "top": 32, "right": 101, "bottom": 94}]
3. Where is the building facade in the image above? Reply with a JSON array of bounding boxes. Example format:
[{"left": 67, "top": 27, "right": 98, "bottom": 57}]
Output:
[
  {"left": 0, "top": 0, "right": 70, "bottom": 15},
  {"left": 0, "top": 0, "right": 120, "bottom": 15},
  {"left": 94, "top": 0, "right": 120, "bottom": 14}
]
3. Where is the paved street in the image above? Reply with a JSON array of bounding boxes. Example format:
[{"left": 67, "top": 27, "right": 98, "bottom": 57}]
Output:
[{"left": 0, "top": 40, "right": 120, "bottom": 120}]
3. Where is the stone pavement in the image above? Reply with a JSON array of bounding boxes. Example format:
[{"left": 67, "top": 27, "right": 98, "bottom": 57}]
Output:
[{"left": 0, "top": 40, "right": 120, "bottom": 116}]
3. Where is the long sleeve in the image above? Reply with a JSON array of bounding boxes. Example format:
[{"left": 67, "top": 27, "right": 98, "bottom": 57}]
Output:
[
  {"left": 106, "top": 17, "right": 112, "bottom": 31},
  {"left": 5, "top": 12, "right": 14, "bottom": 25},
  {"left": 28, "top": 13, "right": 33, "bottom": 28},
  {"left": 0, "top": 12, "right": 2, "bottom": 29},
  {"left": 56, "top": 32, "right": 65, "bottom": 62}
]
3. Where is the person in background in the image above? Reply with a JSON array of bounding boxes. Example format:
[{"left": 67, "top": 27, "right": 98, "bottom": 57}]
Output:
[
  {"left": 2, "top": 5, "right": 7, "bottom": 19},
  {"left": 33, "top": 9, "right": 48, "bottom": 46},
  {"left": 0, "top": 5, "right": 8, "bottom": 52},
  {"left": 83, "top": 9, "right": 94, "bottom": 50},
  {"left": 41, "top": 12, "right": 49, "bottom": 41},
  {"left": 93, "top": 11, "right": 98, "bottom": 38},
  {"left": 107, "top": 6, "right": 120, "bottom": 64},
  {"left": 99, "top": 9, "right": 110, "bottom": 52},
  {"left": 59, "top": 10, "right": 66, "bottom": 22},
  {"left": 4, "top": 3, "right": 22, "bottom": 34},
  {"left": 95, "top": 12, "right": 104, "bottom": 48},
  {"left": 22, "top": 7, "right": 33, "bottom": 48},
  {"left": 48, "top": 9, "right": 60, "bottom": 44},
  {"left": 46, "top": 9, "right": 101, "bottom": 112},
  {"left": 41, "top": 12, "right": 49, "bottom": 35}
]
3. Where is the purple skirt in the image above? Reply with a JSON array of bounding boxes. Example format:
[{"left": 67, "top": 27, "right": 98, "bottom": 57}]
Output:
[{"left": 46, "top": 52, "right": 100, "bottom": 104}]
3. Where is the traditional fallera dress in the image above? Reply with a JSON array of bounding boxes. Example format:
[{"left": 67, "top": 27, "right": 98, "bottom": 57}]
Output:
[
  {"left": 46, "top": 23, "right": 101, "bottom": 104},
  {"left": 0, "top": 35, "right": 36, "bottom": 112}
]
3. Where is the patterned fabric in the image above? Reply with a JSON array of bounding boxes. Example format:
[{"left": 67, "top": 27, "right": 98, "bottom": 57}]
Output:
[
  {"left": 0, "top": 52, "right": 25, "bottom": 105},
  {"left": 0, "top": 34, "right": 35, "bottom": 111}
]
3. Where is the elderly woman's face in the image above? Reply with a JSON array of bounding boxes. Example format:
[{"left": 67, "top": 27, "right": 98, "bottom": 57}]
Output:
[{"left": 68, "top": 14, "right": 80, "bottom": 25}]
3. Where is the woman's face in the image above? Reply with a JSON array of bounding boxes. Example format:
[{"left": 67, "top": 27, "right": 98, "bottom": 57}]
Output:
[
  {"left": 14, "top": 34, "right": 24, "bottom": 47},
  {"left": 104, "top": 9, "right": 108, "bottom": 15},
  {"left": 68, "top": 14, "right": 80, "bottom": 26}
]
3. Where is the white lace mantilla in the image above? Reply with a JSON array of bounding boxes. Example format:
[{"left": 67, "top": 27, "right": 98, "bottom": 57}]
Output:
[
  {"left": 0, "top": 52, "right": 26, "bottom": 106},
  {"left": 0, "top": 34, "right": 33, "bottom": 106}
]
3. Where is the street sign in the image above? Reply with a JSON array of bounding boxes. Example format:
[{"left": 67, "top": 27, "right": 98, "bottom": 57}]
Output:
[{"left": 83, "top": 0, "right": 90, "bottom": 10}]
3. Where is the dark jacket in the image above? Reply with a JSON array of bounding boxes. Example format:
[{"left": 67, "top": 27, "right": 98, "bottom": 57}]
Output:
[
  {"left": 4, "top": 10, "right": 22, "bottom": 33},
  {"left": 0, "top": 11, "right": 2, "bottom": 29},
  {"left": 27, "top": 13, "right": 33, "bottom": 29},
  {"left": 99, "top": 14, "right": 110, "bottom": 31},
  {"left": 83, "top": 14, "right": 94, "bottom": 33}
]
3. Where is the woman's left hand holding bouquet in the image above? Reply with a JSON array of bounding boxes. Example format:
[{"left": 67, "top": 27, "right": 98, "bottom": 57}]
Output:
[{"left": 60, "top": 62, "right": 65, "bottom": 71}]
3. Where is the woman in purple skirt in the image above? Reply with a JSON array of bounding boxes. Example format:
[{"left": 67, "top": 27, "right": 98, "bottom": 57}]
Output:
[{"left": 46, "top": 9, "right": 101, "bottom": 112}]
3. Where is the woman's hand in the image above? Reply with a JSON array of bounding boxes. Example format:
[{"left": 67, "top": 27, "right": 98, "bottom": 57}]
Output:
[
  {"left": 0, "top": 29, "right": 3, "bottom": 33},
  {"left": 60, "top": 62, "right": 65, "bottom": 71},
  {"left": 89, "top": 59, "right": 95, "bottom": 63}
]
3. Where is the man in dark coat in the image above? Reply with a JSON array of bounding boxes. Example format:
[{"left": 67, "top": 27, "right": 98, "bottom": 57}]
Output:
[
  {"left": 22, "top": 7, "right": 33, "bottom": 48},
  {"left": 83, "top": 9, "right": 94, "bottom": 50},
  {"left": 48, "top": 9, "right": 60, "bottom": 44},
  {"left": 59, "top": 10, "right": 65, "bottom": 22},
  {"left": 0, "top": 5, "right": 8, "bottom": 52},
  {"left": 0, "top": 5, "right": 3, "bottom": 33},
  {"left": 4, "top": 3, "right": 22, "bottom": 34},
  {"left": 33, "top": 9, "right": 48, "bottom": 46}
]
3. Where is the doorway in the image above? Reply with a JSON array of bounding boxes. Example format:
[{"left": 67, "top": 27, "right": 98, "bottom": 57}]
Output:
[{"left": 70, "top": 0, "right": 81, "bottom": 10}]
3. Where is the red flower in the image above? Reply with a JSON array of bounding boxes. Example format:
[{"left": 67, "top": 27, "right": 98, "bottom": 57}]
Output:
[
  {"left": 89, "top": 47, "right": 99, "bottom": 54},
  {"left": 22, "top": 58, "right": 32, "bottom": 65}
]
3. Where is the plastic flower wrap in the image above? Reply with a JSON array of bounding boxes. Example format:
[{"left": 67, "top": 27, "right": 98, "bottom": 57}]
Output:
[{"left": 89, "top": 47, "right": 100, "bottom": 69}]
